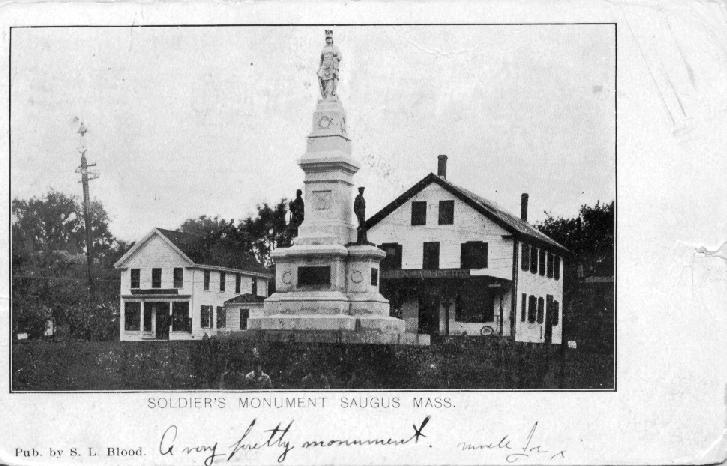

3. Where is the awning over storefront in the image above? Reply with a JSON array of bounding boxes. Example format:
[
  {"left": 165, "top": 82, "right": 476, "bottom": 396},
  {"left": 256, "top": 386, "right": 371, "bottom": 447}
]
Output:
[
  {"left": 121, "top": 294, "right": 192, "bottom": 299},
  {"left": 381, "top": 268, "right": 511, "bottom": 285},
  {"left": 382, "top": 268, "right": 471, "bottom": 280}
]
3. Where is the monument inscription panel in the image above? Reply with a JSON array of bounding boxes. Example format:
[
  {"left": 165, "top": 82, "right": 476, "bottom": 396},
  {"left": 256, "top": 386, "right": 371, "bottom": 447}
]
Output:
[{"left": 297, "top": 266, "right": 331, "bottom": 287}]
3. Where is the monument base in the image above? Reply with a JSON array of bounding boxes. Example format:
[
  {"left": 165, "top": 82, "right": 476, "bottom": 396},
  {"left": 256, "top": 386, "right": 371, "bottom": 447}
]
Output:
[
  {"left": 249, "top": 290, "right": 404, "bottom": 334},
  {"left": 226, "top": 329, "right": 430, "bottom": 346}
]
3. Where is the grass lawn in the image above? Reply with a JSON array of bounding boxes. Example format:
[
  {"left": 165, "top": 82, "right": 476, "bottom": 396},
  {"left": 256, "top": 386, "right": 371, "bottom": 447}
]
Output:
[{"left": 11, "top": 338, "right": 614, "bottom": 391}]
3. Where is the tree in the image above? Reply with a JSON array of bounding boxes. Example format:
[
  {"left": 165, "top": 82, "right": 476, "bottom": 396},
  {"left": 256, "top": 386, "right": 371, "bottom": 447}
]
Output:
[
  {"left": 11, "top": 191, "right": 123, "bottom": 339},
  {"left": 238, "top": 200, "right": 290, "bottom": 267},
  {"left": 536, "top": 201, "right": 614, "bottom": 352},
  {"left": 176, "top": 199, "right": 290, "bottom": 268},
  {"left": 178, "top": 215, "right": 234, "bottom": 240},
  {"left": 536, "top": 201, "right": 614, "bottom": 277},
  {"left": 11, "top": 190, "right": 119, "bottom": 268},
  {"left": 12, "top": 191, "right": 80, "bottom": 266}
]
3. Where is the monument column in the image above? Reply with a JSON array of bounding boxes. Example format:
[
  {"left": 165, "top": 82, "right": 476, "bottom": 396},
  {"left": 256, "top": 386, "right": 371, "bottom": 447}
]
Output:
[{"left": 247, "top": 30, "right": 406, "bottom": 342}]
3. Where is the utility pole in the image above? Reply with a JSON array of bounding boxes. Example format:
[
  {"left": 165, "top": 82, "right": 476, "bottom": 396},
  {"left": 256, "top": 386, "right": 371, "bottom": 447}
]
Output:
[{"left": 75, "top": 121, "right": 99, "bottom": 301}]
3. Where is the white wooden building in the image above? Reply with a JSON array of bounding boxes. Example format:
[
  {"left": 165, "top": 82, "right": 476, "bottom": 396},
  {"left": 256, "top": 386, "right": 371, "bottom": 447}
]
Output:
[
  {"left": 366, "top": 156, "right": 568, "bottom": 344},
  {"left": 113, "top": 228, "right": 271, "bottom": 341}
]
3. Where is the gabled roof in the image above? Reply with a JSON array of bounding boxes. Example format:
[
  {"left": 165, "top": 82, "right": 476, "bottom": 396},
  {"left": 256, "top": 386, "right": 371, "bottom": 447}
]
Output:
[
  {"left": 366, "top": 173, "right": 569, "bottom": 255},
  {"left": 224, "top": 293, "right": 266, "bottom": 305},
  {"left": 114, "top": 228, "right": 270, "bottom": 275}
]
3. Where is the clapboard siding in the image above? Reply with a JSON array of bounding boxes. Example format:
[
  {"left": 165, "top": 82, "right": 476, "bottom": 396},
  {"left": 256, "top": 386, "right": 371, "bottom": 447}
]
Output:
[{"left": 368, "top": 183, "right": 513, "bottom": 280}]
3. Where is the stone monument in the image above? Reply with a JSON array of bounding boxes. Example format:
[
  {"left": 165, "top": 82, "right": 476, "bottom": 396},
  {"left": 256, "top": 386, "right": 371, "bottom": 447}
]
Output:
[{"left": 247, "top": 30, "right": 406, "bottom": 342}]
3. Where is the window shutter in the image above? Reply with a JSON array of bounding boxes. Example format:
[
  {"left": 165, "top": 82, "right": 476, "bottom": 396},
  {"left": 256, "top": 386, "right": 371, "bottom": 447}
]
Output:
[
  {"left": 411, "top": 201, "right": 427, "bottom": 225},
  {"left": 521, "top": 244, "right": 529, "bottom": 271},
  {"left": 521, "top": 293, "right": 527, "bottom": 321},
  {"left": 438, "top": 200, "right": 454, "bottom": 225},
  {"left": 423, "top": 242, "right": 440, "bottom": 270},
  {"left": 537, "top": 297, "right": 544, "bottom": 323}
]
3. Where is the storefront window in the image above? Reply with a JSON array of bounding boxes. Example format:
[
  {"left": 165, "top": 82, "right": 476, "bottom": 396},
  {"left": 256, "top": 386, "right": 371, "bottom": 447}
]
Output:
[
  {"left": 124, "top": 302, "right": 141, "bottom": 331},
  {"left": 455, "top": 291, "right": 494, "bottom": 323}
]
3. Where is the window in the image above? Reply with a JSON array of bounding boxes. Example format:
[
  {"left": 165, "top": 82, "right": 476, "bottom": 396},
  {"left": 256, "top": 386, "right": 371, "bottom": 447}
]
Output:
[
  {"left": 521, "top": 293, "right": 527, "bottom": 322},
  {"left": 235, "top": 274, "right": 241, "bottom": 294},
  {"left": 143, "top": 306, "right": 152, "bottom": 332},
  {"left": 438, "top": 200, "right": 454, "bottom": 225},
  {"left": 547, "top": 253, "right": 554, "bottom": 278},
  {"left": 201, "top": 305, "right": 212, "bottom": 329},
  {"left": 530, "top": 246, "right": 538, "bottom": 274},
  {"left": 216, "top": 306, "right": 226, "bottom": 329},
  {"left": 130, "top": 269, "right": 140, "bottom": 288},
  {"left": 554, "top": 256, "right": 561, "bottom": 280},
  {"left": 538, "top": 249, "right": 546, "bottom": 276},
  {"left": 124, "top": 302, "right": 141, "bottom": 331},
  {"left": 537, "top": 297, "right": 545, "bottom": 323},
  {"left": 520, "top": 244, "right": 529, "bottom": 271},
  {"left": 552, "top": 300, "right": 560, "bottom": 326},
  {"left": 461, "top": 241, "right": 488, "bottom": 269},
  {"left": 203, "top": 270, "right": 210, "bottom": 290},
  {"left": 172, "top": 302, "right": 191, "bottom": 332},
  {"left": 220, "top": 272, "right": 226, "bottom": 292},
  {"left": 371, "top": 268, "right": 378, "bottom": 286},
  {"left": 298, "top": 266, "right": 331, "bottom": 287},
  {"left": 422, "top": 242, "right": 440, "bottom": 270},
  {"left": 152, "top": 268, "right": 162, "bottom": 288},
  {"left": 411, "top": 201, "right": 427, "bottom": 225},
  {"left": 379, "top": 243, "right": 403, "bottom": 270},
  {"left": 528, "top": 295, "right": 537, "bottom": 323},
  {"left": 455, "top": 291, "right": 494, "bottom": 323},
  {"left": 252, "top": 278, "right": 258, "bottom": 296},
  {"left": 173, "top": 268, "right": 184, "bottom": 288},
  {"left": 240, "top": 309, "right": 249, "bottom": 330}
]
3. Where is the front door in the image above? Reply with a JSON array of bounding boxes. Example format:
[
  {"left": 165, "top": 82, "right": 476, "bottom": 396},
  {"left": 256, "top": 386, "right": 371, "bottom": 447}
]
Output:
[
  {"left": 418, "top": 294, "right": 440, "bottom": 335},
  {"left": 150, "top": 302, "right": 170, "bottom": 340}
]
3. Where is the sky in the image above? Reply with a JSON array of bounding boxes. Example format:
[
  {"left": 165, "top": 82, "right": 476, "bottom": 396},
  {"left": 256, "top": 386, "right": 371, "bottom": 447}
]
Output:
[{"left": 10, "top": 25, "right": 615, "bottom": 242}]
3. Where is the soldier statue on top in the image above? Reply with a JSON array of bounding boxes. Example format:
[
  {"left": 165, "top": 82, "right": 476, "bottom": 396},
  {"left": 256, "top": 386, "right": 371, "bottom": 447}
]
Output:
[{"left": 318, "top": 30, "right": 342, "bottom": 100}]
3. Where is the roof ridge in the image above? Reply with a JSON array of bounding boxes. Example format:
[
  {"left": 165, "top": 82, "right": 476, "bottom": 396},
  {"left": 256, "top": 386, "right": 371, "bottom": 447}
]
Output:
[{"left": 366, "top": 172, "right": 569, "bottom": 254}]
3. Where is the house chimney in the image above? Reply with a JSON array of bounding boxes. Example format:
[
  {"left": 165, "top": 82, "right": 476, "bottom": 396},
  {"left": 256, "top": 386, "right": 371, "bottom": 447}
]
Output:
[
  {"left": 437, "top": 154, "right": 448, "bottom": 179},
  {"left": 520, "top": 193, "right": 529, "bottom": 222}
]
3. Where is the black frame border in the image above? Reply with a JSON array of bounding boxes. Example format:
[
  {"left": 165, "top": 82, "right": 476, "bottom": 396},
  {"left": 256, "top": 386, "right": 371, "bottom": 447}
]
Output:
[{"left": 8, "top": 22, "right": 617, "bottom": 394}]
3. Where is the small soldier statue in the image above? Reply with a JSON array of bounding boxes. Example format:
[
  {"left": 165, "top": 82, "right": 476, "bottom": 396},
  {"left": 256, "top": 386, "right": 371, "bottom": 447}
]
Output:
[
  {"left": 354, "top": 186, "right": 367, "bottom": 244},
  {"left": 289, "top": 189, "right": 304, "bottom": 237}
]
